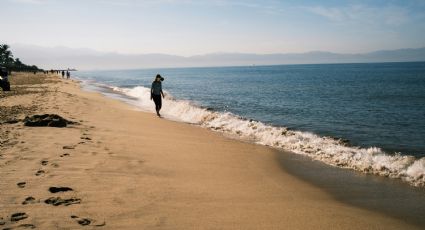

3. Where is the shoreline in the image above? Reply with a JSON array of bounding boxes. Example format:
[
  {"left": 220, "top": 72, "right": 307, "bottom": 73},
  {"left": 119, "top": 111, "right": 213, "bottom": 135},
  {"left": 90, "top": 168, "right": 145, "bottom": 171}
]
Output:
[
  {"left": 0, "top": 72, "right": 422, "bottom": 229},
  {"left": 75, "top": 71, "right": 425, "bottom": 188}
]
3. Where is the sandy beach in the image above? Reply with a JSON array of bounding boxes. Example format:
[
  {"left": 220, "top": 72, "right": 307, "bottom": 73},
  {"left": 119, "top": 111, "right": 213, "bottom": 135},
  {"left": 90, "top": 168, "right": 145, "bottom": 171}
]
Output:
[{"left": 0, "top": 73, "right": 421, "bottom": 229}]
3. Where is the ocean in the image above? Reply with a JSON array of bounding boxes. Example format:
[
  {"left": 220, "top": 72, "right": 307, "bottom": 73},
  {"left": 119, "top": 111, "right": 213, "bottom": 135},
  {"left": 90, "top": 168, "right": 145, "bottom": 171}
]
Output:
[{"left": 75, "top": 62, "right": 425, "bottom": 187}]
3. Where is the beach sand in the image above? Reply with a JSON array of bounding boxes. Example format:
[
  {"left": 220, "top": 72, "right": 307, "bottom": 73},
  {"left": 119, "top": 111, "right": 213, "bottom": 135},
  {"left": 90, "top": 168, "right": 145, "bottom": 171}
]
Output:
[{"left": 0, "top": 73, "right": 420, "bottom": 229}]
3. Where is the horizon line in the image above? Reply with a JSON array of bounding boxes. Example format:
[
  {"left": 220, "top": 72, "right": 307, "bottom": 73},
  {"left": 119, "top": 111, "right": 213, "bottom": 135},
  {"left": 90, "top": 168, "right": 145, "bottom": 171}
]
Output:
[{"left": 77, "top": 60, "right": 425, "bottom": 72}]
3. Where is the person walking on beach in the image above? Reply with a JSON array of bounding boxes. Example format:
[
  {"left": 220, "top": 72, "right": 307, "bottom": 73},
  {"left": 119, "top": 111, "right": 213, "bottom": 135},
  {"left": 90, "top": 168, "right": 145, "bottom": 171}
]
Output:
[
  {"left": 151, "top": 74, "right": 165, "bottom": 117},
  {"left": 66, "top": 71, "right": 70, "bottom": 79},
  {"left": 61, "top": 71, "right": 65, "bottom": 78}
]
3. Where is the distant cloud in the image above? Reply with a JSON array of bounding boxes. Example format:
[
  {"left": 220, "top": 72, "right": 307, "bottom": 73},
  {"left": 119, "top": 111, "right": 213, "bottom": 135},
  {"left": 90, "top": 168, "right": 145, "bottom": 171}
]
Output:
[
  {"left": 306, "top": 6, "right": 344, "bottom": 21},
  {"left": 96, "top": 0, "right": 284, "bottom": 14},
  {"left": 95, "top": 0, "right": 201, "bottom": 7},
  {"left": 305, "top": 4, "right": 409, "bottom": 27},
  {"left": 213, "top": 0, "right": 284, "bottom": 14},
  {"left": 10, "top": 0, "right": 48, "bottom": 4}
]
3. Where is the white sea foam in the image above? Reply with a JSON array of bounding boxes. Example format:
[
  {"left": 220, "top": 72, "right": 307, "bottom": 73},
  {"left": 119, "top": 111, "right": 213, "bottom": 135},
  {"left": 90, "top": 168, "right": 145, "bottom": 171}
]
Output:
[{"left": 112, "top": 85, "right": 425, "bottom": 187}]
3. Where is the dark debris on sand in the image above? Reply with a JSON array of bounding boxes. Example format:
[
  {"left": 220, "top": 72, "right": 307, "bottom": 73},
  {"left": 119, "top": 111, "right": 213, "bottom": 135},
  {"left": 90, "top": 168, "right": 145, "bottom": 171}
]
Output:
[{"left": 24, "top": 114, "right": 77, "bottom": 128}]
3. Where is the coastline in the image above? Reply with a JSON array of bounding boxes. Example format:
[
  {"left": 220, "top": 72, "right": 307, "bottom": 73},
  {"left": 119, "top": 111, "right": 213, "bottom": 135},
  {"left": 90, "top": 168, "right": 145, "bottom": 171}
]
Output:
[
  {"left": 0, "top": 73, "right": 421, "bottom": 229},
  {"left": 76, "top": 66, "right": 425, "bottom": 189}
]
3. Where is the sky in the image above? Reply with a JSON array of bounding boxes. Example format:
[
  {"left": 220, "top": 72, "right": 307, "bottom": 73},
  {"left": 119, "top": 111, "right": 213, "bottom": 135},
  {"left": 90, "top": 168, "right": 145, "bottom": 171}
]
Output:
[{"left": 1, "top": 0, "right": 425, "bottom": 56}]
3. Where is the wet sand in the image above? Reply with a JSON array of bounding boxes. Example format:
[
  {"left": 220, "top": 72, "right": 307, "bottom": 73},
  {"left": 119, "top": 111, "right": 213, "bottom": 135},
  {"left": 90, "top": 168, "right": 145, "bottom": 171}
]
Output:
[
  {"left": 0, "top": 72, "right": 421, "bottom": 229},
  {"left": 278, "top": 152, "right": 425, "bottom": 228}
]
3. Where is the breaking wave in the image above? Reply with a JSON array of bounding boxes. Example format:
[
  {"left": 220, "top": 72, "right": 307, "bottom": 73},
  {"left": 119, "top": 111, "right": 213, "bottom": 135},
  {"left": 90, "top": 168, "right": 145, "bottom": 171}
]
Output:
[{"left": 113, "top": 85, "right": 425, "bottom": 187}]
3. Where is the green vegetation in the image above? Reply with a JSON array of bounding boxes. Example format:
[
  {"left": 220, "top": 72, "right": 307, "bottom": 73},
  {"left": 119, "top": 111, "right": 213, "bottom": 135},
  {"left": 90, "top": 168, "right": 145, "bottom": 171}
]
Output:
[{"left": 0, "top": 44, "right": 42, "bottom": 72}]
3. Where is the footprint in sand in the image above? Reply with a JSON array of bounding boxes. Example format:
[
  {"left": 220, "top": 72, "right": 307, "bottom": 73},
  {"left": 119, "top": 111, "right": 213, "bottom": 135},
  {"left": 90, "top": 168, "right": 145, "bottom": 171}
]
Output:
[
  {"left": 10, "top": 213, "right": 28, "bottom": 222},
  {"left": 62, "top": 145, "right": 75, "bottom": 150},
  {"left": 35, "top": 170, "right": 45, "bottom": 176},
  {"left": 22, "top": 197, "right": 37, "bottom": 205},
  {"left": 59, "top": 153, "right": 70, "bottom": 157},
  {"left": 44, "top": 186, "right": 80, "bottom": 206},
  {"left": 41, "top": 160, "right": 48, "bottom": 166},
  {"left": 80, "top": 136, "right": 92, "bottom": 141},
  {"left": 70, "top": 215, "right": 105, "bottom": 227},
  {"left": 16, "top": 182, "right": 26, "bottom": 188},
  {"left": 0, "top": 217, "right": 5, "bottom": 225},
  {"left": 44, "top": 197, "right": 81, "bottom": 206},
  {"left": 49, "top": 187, "right": 73, "bottom": 193}
]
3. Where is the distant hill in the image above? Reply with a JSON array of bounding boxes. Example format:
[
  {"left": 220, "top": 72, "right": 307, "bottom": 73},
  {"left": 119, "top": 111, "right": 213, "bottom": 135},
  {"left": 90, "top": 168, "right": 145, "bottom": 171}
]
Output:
[{"left": 11, "top": 44, "right": 425, "bottom": 70}]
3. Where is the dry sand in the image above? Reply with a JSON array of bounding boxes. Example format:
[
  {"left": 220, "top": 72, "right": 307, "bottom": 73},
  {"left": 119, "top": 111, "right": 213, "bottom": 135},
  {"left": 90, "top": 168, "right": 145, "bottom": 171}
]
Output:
[{"left": 0, "top": 73, "right": 420, "bottom": 229}]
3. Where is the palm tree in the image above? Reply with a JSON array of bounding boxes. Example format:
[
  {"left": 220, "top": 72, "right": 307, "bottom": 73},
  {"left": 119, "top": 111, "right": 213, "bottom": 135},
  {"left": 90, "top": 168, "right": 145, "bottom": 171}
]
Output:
[
  {"left": 0, "top": 44, "right": 9, "bottom": 54},
  {"left": 0, "top": 44, "right": 14, "bottom": 67}
]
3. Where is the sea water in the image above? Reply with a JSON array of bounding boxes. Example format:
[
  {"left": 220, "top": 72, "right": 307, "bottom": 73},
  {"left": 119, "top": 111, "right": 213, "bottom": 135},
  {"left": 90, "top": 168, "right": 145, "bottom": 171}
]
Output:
[{"left": 75, "top": 62, "right": 425, "bottom": 187}]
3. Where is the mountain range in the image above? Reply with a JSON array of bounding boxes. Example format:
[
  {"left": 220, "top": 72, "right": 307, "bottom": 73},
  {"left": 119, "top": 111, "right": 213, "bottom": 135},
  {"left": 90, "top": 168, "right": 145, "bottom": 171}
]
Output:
[{"left": 11, "top": 44, "right": 425, "bottom": 70}]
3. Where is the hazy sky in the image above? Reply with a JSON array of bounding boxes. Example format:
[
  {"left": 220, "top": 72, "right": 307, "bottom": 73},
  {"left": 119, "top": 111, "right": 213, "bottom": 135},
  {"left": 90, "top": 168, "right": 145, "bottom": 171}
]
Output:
[{"left": 2, "top": 0, "right": 425, "bottom": 56}]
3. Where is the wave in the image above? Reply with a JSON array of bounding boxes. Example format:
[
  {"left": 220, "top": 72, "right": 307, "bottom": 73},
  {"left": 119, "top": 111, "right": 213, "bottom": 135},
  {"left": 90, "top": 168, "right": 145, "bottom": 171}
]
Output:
[{"left": 108, "top": 84, "right": 425, "bottom": 187}]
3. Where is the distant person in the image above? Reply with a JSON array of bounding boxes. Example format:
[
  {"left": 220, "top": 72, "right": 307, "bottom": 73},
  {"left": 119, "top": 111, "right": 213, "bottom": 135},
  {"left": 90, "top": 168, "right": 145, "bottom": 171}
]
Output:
[
  {"left": 150, "top": 74, "right": 165, "bottom": 117},
  {"left": 61, "top": 71, "right": 65, "bottom": 78},
  {"left": 66, "top": 71, "right": 70, "bottom": 79},
  {"left": 0, "top": 66, "right": 10, "bottom": 91},
  {"left": 0, "top": 67, "right": 8, "bottom": 80}
]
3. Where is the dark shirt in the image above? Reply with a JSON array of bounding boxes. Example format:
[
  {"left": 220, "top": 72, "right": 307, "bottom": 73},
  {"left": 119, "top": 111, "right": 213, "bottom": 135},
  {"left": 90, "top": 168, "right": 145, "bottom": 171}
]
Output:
[{"left": 151, "top": 81, "right": 162, "bottom": 95}]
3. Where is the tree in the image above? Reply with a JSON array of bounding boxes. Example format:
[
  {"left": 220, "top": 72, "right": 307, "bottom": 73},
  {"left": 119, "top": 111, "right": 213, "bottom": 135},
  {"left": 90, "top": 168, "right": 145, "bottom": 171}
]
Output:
[
  {"left": 14, "top": 58, "right": 23, "bottom": 67},
  {"left": 0, "top": 44, "right": 42, "bottom": 72}
]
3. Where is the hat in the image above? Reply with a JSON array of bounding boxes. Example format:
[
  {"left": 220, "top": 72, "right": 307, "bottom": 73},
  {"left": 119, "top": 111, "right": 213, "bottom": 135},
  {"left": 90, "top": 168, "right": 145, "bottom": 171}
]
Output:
[{"left": 156, "top": 74, "right": 164, "bottom": 81}]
